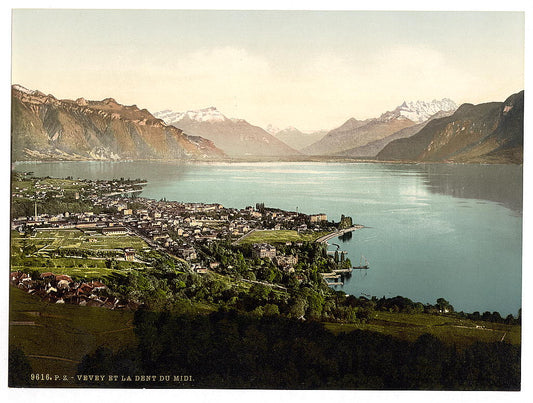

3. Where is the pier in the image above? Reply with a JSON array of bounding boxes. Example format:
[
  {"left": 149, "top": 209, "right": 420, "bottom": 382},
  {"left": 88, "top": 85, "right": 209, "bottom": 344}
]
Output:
[
  {"left": 326, "top": 281, "right": 343, "bottom": 286},
  {"left": 332, "top": 268, "right": 352, "bottom": 273},
  {"left": 321, "top": 273, "right": 341, "bottom": 279},
  {"left": 318, "top": 226, "right": 368, "bottom": 289}
]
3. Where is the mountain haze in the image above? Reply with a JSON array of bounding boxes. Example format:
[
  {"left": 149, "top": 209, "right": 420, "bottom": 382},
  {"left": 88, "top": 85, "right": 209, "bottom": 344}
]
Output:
[
  {"left": 155, "top": 108, "right": 299, "bottom": 157},
  {"left": 267, "top": 126, "right": 328, "bottom": 151},
  {"left": 11, "top": 85, "right": 225, "bottom": 161},
  {"left": 301, "top": 117, "right": 373, "bottom": 155}
]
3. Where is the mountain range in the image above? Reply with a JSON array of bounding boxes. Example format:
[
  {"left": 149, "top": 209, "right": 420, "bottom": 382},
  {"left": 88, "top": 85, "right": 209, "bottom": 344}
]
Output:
[
  {"left": 11, "top": 85, "right": 523, "bottom": 164},
  {"left": 301, "top": 99, "right": 458, "bottom": 156},
  {"left": 376, "top": 91, "right": 524, "bottom": 164},
  {"left": 154, "top": 108, "right": 299, "bottom": 157},
  {"left": 11, "top": 85, "right": 225, "bottom": 161},
  {"left": 336, "top": 110, "right": 456, "bottom": 158}
]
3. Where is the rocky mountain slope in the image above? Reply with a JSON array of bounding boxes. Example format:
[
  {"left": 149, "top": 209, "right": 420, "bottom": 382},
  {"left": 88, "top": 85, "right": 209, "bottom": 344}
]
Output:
[
  {"left": 337, "top": 110, "right": 455, "bottom": 158},
  {"left": 376, "top": 91, "right": 524, "bottom": 164},
  {"left": 302, "top": 99, "right": 457, "bottom": 156},
  {"left": 11, "top": 85, "right": 225, "bottom": 161},
  {"left": 154, "top": 108, "right": 299, "bottom": 157}
]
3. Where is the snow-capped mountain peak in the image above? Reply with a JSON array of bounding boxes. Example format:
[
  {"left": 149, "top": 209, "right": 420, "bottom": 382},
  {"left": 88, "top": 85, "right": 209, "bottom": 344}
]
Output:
[
  {"left": 12, "top": 84, "right": 35, "bottom": 95},
  {"left": 393, "top": 98, "right": 457, "bottom": 123},
  {"left": 265, "top": 124, "right": 281, "bottom": 135},
  {"left": 154, "top": 107, "right": 228, "bottom": 124}
]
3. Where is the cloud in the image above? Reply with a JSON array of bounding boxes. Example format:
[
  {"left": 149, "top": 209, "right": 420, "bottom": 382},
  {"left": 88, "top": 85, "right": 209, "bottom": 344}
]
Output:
[
  {"left": 140, "top": 44, "right": 521, "bottom": 130},
  {"left": 14, "top": 43, "right": 523, "bottom": 132}
]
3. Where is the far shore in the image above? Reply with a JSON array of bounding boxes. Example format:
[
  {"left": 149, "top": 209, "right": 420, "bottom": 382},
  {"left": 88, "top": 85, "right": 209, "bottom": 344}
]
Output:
[{"left": 12, "top": 156, "right": 522, "bottom": 166}]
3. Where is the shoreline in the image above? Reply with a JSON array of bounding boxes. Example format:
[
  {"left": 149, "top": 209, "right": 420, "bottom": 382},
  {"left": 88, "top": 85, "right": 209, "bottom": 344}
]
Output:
[
  {"left": 315, "top": 225, "right": 365, "bottom": 244},
  {"left": 12, "top": 158, "right": 523, "bottom": 166}
]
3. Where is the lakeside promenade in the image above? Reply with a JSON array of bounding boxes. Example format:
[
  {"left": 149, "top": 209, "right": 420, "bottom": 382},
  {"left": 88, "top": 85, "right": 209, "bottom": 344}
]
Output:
[{"left": 314, "top": 225, "right": 364, "bottom": 244}]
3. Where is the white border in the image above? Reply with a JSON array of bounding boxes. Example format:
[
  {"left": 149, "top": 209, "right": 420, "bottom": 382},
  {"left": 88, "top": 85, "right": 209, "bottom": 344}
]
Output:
[{"left": 1, "top": 2, "right": 531, "bottom": 403}]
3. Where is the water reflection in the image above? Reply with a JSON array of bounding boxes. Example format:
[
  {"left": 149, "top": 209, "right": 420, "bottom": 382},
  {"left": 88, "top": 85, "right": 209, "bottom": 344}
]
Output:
[
  {"left": 14, "top": 160, "right": 194, "bottom": 183},
  {"left": 338, "top": 231, "right": 353, "bottom": 242},
  {"left": 380, "top": 163, "right": 523, "bottom": 214}
]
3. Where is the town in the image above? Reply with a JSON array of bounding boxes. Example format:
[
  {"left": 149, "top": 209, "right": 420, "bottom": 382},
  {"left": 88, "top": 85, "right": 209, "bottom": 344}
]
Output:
[
  {"left": 11, "top": 172, "right": 358, "bottom": 313},
  {"left": 12, "top": 172, "right": 342, "bottom": 267}
]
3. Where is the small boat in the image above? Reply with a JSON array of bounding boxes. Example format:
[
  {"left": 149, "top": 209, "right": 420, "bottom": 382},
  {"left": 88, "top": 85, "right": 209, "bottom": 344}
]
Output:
[{"left": 353, "top": 255, "right": 369, "bottom": 270}]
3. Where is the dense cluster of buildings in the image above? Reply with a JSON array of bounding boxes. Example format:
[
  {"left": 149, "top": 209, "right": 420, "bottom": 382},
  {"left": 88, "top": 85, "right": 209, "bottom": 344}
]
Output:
[
  {"left": 12, "top": 176, "right": 334, "bottom": 273},
  {"left": 10, "top": 270, "right": 139, "bottom": 310}
]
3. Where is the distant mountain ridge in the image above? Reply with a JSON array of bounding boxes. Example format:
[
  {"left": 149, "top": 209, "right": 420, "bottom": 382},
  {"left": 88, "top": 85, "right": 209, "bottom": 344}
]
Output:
[
  {"left": 376, "top": 91, "right": 524, "bottom": 164},
  {"left": 302, "top": 99, "right": 457, "bottom": 156},
  {"left": 266, "top": 126, "right": 328, "bottom": 151},
  {"left": 154, "top": 108, "right": 299, "bottom": 157},
  {"left": 11, "top": 85, "right": 226, "bottom": 161}
]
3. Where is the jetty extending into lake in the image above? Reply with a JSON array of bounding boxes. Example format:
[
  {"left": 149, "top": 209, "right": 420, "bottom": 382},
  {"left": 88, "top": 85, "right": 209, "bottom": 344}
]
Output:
[
  {"left": 326, "top": 281, "right": 344, "bottom": 286},
  {"left": 321, "top": 272, "right": 342, "bottom": 279},
  {"left": 318, "top": 225, "right": 366, "bottom": 288}
]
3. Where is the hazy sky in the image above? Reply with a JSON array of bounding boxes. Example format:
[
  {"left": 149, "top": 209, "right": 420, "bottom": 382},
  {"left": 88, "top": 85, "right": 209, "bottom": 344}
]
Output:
[{"left": 12, "top": 9, "right": 524, "bottom": 131}]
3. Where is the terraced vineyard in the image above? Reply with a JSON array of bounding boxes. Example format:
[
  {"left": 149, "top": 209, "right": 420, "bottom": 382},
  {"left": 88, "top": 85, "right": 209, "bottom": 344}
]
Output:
[
  {"left": 11, "top": 229, "right": 151, "bottom": 280},
  {"left": 12, "top": 229, "right": 148, "bottom": 251}
]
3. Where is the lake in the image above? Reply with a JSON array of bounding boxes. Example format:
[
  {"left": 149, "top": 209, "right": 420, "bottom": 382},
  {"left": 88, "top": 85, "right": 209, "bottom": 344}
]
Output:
[{"left": 13, "top": 161, "right": 523, "bottom": 316}]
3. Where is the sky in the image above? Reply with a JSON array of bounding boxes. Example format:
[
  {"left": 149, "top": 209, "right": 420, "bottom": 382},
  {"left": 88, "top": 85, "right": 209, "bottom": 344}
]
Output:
[{"left": 11, "top": 9, "right": 525, "bottom": 131}]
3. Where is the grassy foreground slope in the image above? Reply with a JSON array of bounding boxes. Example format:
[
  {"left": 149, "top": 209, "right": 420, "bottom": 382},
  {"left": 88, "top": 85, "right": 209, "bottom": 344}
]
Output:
[
  {"left": 9, "top": 287, "right": 136, "bottom": 376},
  {"left": 10, "top": 284, "right": 520, "bottom": 380},
  {"left": 325, "top": 311, "right": 520, "bottom": 348}
]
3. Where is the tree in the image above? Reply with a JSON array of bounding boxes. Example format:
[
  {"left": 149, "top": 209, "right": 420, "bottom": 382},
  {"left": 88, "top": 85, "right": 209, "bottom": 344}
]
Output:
[
  {"left": 263, "top": 303, "right": 280, "bottom": 316},
  {"left": 306, "top": 291, "right": 324, "bottom": 319},
  {"left": 289, "top": 297, "right": 308, "bottom": 319},
  {"left": 339, "top": 215, "right": 353, "bottom": 230},
  {"left": 436, "top": 298, "right": 453, "bottom": 313},
  {"left": 9, "top": 347, "right": 33, "bottom": 387},
  {"left": 249, "top": 284, "right": 271, "bottom": 303}
]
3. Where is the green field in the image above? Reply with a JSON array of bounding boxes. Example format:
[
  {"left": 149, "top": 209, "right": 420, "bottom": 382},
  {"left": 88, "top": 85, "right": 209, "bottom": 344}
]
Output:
[
  {"left": 9, "top": 286, "right": 136, "bottom": 378},
  {"left": 323, "top": 311, "right": 521, "bottom": 348},
  {"left": 236, "top": 229, "right": 329, "bottom": 245}
]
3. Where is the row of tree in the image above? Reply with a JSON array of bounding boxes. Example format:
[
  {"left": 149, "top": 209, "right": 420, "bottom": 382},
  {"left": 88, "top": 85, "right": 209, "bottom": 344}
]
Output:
[{"left": 65, "top": 310, "right": 521, "bottom": 390}]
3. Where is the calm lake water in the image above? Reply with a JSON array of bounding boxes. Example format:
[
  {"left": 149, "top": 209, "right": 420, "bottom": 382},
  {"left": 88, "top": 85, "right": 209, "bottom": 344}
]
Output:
[{"left": 13, "top": 161, "right": 523, "bottom": 316}]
